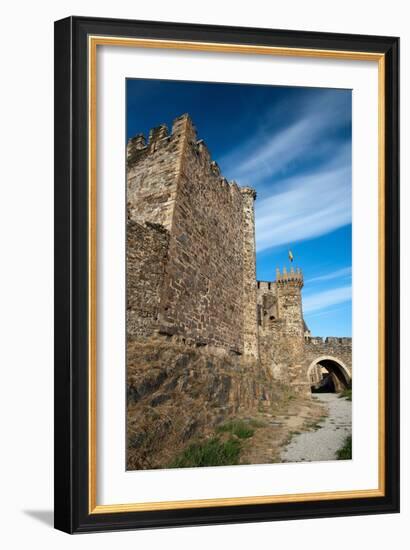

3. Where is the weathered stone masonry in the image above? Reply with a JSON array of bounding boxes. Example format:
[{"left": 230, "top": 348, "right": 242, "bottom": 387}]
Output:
[
  {"left": 257, "top": 269, "right": 307, "bottom": 390},
  {"left": 127, "top": 114, "right": 255, "bottom": 357},
  {"left": 240, "top": 187, "right": 259, "bottom": 359},
  {"left": 127, "top": 114, "right": 352, "bottom": 389},
  {"left": 256, "top": 269, "right": 352, "bottom": 391},
  {"left": 304, "top": 337, "right": 352, "bottom": 390},
  {"left": 127, "top": 219, "right": 170, "bottom": 338}
]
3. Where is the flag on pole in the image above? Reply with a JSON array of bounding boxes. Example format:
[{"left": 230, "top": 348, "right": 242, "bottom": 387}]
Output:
[{"left": 288, "top": 250, "right": 294, "bottom": 262}]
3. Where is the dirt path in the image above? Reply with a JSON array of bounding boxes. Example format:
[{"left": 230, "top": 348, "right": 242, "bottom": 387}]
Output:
[
  {"left": 280, "top": 393, "right": 352, "bottom": 463},
  {"left": 239, "top": 395, "right": 327, "bottom": 465}
]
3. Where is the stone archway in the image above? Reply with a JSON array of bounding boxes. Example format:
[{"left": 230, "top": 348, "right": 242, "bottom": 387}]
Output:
[{"left": 307, "top": 356, "right": 351, "bottom": 393}]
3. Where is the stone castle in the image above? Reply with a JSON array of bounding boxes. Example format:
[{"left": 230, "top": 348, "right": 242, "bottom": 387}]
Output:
[{"left": 126, "top": 113, "right": 352, "bottom": 396}]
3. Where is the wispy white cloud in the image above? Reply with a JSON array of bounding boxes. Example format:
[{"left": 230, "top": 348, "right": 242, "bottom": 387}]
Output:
[
  {"left": 303, "top": 286, "right": 352, "bottom": 314},
  {"left": 220, "top": 91, "right": 350, "bottom": 186},
  {"left": 305, "top": 304, "right": 350, "bottom": 320},
  {"left": 254, "top": 163, "right": 351, "bottom": 251},
  {"left": 219, "top": 90, "right": 351, "bottom": 252},
  {"left": 305, "top": 266, "right": 352, "bottom": 284}
]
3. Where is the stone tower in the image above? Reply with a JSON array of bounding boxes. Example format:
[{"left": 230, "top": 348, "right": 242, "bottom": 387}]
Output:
[
  {"left": 240, "top": 187, "right": 259, "bottom": 360},
  {"left": 275, "top": 268, "right": 308, "bottom": 392},
  {"left": 256, "top": 267, "right": 309, "bottom": 393},
  {"left": 275, "top": 267, "right": 304, "bottom": 337},
  {"left": 127, "top": 114, "right": 258, "bottom": 361}
]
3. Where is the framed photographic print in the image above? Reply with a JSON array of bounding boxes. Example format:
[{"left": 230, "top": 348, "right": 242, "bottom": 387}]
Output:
[{"left": 54, "top": 16, "right": 400, "bottom": 533}]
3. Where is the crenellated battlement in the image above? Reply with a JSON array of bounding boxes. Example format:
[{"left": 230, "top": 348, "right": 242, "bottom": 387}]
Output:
[
  {"left": 240, "top": 187, "right": 257, "bottom": 200},
  {"left": 127, "top": 114, "right": 255, "bottom": 203},
  {"left": 305, "top": 336, "right": 352, "bottom": 346},
  {"left": 257, "top": 280, "right": 276, "bottom": 292},
  {"left": 127, "top": 114, "right": 195, "bottom": 158},
  {"left": 127, "top": 114, "right": 193, "bottom": 165},
  {"left": 148, "top": 124, "right": 168, "bottom": 144},
  {"left": 275, "top": 266, "right": 304, "bottom": 287}
]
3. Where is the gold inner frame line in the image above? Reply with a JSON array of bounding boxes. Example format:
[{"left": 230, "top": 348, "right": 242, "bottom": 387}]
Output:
[{"left": 88, "top": 35, "right": 386, "bottom": 514}]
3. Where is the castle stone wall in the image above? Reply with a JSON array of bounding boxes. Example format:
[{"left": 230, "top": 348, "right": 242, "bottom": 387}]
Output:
[
  {"left": 241, "top": 188, "right": 259, "bottom": 359},
  {"left": 304, "top": 337, "right": 352, "bottom": 385},
  {"left": 127, "top": 122, "right": 183, "bottom": 230},
  {"left": 159, "top": 115, "right": 245, "bottom": 354},
  {"left": 276, "top": 270, "right": 304, "bottom": 337},
  {"left": 127, "top": 114, "right": 252, "bottom": 355},
  {"left": 127, "top": 219, "right": 170, "bottom": 338},
  {"left": 256, "top": 270, "right": 310, "bottom": 393}
]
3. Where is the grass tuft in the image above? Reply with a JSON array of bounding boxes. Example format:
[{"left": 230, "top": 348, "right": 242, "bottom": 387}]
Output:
[
  {"left": 169, "top": 437, "right": 242, "bottom": 468},
  {"left": 336, "top": 435, "right": 352, "bottom": 460},
  {"left": 339, "top": 388, "right": 352, "bottom": 401},
  {"left": 216, "top": 420, "right": 255, "bottom": 439}
]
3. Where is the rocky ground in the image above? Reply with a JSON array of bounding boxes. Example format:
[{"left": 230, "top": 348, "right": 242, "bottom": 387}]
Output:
[
  {"left": 126, "top": 337, "right": 296, "bottom": 470},
  {"left": 127, "top": 338, "right": 351, "bottom": 469},
  {"left": 280, "top": 393, "right": 352, "bottom": 462}
]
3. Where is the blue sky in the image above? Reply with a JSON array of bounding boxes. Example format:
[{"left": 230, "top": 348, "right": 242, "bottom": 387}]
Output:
[{"left": 127, "top": 79, "right": 352, "bottom": 337}]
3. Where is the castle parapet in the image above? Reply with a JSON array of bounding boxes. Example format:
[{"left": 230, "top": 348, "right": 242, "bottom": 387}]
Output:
[
  {"left": 275, "top": 266, "right": 303, "bottom": 287},
  {"left": 306, "top": 336, "right": 325, "bottom": 345},
  {"left": 171, "top": 113, "right": 197, "bottom": 143},
  {"left": 127, "top": 133, "right": 146, "bottom": 162},
  {"left": 210, "top": 160, "right": 221, "bottom": 177},
  {"left": 305, "top": 336, "right": 352, "bottom": 346},
  {"left": 257, "top": 280, "right": 275, "bottom": 292},
  {"left": 127, "top": 115, "right": 254, "bottom": 202},
  {"left": 196, "top": 139, "right": 211, "bottom": 165},
  {"left": 325, "top": 336, "right": 352, "bottom": 346},
  {"left": 240, "top": 187, "right": 257, "bottom": 200},
  {"left": 148, "top": 124, "right": 168, "bottom": 146},
  {"left": 127, "top": 114, "right": 196, "bottom": 166}
]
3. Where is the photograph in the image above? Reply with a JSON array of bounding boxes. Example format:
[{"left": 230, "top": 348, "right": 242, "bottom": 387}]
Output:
[
  {"left": 0, "top": 0, "right": 405, "bottom": 543},
  {"left": 51, "top": 13, "right": 399, "bottom": 534},
  {"left": 126, "top": 80, "right": 353, "bottom": 471}
]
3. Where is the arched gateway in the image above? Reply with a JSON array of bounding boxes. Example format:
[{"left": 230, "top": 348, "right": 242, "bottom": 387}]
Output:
[{"left": 307, "top": 356, "right": 351, "bottom": 393}]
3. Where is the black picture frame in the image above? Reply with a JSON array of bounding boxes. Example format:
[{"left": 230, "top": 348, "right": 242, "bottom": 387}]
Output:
[{"left": 54, "top": 15, "right": 400, "bottom": 534}]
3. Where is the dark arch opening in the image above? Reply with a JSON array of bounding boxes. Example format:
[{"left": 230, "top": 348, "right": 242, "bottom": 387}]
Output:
[{"left": 310, "top": 359, "right": 351, "bottom": 393}]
